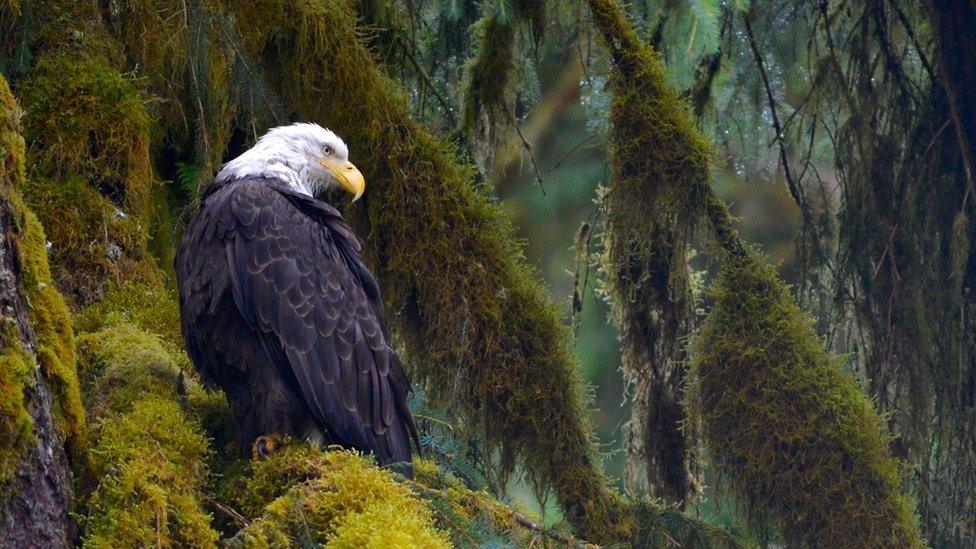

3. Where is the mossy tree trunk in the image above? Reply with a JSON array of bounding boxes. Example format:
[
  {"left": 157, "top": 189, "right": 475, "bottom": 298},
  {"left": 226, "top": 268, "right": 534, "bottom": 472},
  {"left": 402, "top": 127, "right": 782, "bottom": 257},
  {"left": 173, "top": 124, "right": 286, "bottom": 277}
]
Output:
[{"left": 0, "top": 74, "right": 74, "bottom": 549}]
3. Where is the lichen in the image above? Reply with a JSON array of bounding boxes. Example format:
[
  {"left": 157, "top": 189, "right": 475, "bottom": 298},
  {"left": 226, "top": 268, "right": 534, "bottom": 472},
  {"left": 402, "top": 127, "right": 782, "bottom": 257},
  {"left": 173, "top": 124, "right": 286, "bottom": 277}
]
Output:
[
  {"left": 690, "top": 250, "right": 923, "bottom": 547},
  {"left": 225, "top": 444, "right": 449, "bottom": 548},
  {"left": 77, "top": 322, "right": 219, "bottom": 547}
]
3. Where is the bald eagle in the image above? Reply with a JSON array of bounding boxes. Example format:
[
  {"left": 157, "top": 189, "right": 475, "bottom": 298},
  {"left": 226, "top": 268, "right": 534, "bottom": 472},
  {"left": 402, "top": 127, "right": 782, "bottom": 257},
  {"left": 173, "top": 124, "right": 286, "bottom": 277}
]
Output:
[{"left": 176, "top": 123, "right": 417, "bottom": 475}]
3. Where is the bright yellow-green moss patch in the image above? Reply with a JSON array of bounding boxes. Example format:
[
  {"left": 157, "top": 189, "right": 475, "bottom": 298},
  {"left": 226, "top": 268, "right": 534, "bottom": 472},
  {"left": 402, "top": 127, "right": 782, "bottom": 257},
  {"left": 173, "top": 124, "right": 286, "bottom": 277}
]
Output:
[
  {"left": 0, "top": 332, "right": 33, "bottom": 492},
  {"left": 15, "top": 204, "right": 87, "bottom": 467},
  {"left": 77, "top": 322, "right": 219, "bottom": 546},
  {"left": 0, "top": 77, "right": 35, "bottom": 492},
  {"left": 226, "top": 445, "right": 449, "bottom": 548},
  {"left": 690, "top": 250, "right": 923, "bottom": 547},
  {"left": 83, "top": 397, "right": 218, "bottom": 548},
  {"left": 77, "top": 323, "right": 181, "bottom": 420},
  {"left": 76, "top": 279, "right": 188, "bottom": 367}
]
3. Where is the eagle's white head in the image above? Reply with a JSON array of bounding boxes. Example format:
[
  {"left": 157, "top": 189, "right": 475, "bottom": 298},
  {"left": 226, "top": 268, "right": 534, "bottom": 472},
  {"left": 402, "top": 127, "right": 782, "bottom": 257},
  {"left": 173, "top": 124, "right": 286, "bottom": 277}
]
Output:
[{"left": 217, "top": 123, "right": 366, "bottom": 201}]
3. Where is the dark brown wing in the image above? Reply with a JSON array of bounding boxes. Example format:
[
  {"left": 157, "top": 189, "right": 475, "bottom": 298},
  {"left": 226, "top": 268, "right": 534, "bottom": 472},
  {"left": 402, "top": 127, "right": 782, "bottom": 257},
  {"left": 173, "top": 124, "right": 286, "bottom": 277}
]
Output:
[{"left": 176, "top": 177, "right": 416, "bottom": 468}]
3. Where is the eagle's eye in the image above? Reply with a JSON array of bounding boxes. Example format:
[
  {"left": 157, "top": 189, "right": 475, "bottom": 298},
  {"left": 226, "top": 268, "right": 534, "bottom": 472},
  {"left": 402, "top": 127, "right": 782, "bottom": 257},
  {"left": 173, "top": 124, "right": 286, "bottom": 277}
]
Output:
[{"left": 322, "top": 145, "right": 333, "bottom": 156}]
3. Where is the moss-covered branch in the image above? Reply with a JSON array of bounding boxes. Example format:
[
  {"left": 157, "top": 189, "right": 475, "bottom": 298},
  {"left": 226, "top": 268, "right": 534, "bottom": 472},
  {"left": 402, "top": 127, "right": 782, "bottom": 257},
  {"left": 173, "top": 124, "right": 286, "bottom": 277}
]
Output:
[
  {"left": 222, "top": 445, "right": 450, "bottom": 547},
  {"left": 77, "top": 322, "right": 219, "bottom": 547},
  {"left": 691, "top": 251, "right": 923, "bottom": 547}
]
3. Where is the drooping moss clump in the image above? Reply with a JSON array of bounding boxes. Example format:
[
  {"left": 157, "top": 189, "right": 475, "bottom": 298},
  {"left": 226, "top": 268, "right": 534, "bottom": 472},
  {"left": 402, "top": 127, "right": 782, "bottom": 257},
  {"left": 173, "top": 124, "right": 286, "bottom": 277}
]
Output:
[
  {"left": 458, "top": 1, "right": 543, "bottom": 171},
  {"left": 77, "top": 323, "right": 219, "bottom": 547},
  {"left": 691, "top": 250, "right": 923, "bottom": 547},
  {"left": 225, "top": 444, "right": 450, "bottom": 548},
  {"left": 18, "top": 55, "right": 162, "bottom": 305},
  {"left": 594, "top": 0, "right": 711, "bottom": 504}
]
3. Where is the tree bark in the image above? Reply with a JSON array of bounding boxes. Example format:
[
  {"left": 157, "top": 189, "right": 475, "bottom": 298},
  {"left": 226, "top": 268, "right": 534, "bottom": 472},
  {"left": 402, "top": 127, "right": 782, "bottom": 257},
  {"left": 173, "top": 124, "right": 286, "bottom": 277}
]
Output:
[{"left": 0, "top": 159, "right": 73, "bottom": 549}]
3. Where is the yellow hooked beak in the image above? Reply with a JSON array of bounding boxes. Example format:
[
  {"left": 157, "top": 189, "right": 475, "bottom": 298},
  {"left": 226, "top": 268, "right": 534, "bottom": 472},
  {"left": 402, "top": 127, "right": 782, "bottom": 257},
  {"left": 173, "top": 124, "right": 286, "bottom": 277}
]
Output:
[{"left": 318, "top": 158, "right": 365, "bottom": 202}]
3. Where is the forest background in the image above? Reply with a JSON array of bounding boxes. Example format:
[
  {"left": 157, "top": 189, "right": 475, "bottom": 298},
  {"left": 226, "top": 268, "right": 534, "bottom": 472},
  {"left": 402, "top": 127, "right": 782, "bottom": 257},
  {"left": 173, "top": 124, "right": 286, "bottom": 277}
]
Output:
[{"left": 0, "top": 0, "right": 972, "bottom": 547}]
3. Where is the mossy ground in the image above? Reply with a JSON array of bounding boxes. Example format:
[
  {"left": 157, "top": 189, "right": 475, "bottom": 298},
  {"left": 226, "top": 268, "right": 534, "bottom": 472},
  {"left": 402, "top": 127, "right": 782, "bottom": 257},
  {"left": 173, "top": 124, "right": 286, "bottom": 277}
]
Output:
[
  {"left": 225, "top": 444, "right": 450, "bottom": 548},
  {"left": 691, "top": 250, "right": 923, "bottom": 547}
]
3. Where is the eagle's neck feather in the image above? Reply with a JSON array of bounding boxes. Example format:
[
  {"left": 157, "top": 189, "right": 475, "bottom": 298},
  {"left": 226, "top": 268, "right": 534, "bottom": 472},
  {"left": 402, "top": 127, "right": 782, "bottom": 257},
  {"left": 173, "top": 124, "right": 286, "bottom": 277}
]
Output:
[{"left": 216, "top": 146, "right": 320, "bottom": 196}]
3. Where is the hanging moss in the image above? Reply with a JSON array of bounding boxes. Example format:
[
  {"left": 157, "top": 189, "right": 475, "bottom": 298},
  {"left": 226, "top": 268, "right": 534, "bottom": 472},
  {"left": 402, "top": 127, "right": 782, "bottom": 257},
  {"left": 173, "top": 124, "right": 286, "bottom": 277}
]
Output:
[
  {"left": 77, "top": 322, "right": 219, "bottom": 547},
  {"left": 596, "top": 0, "right": 711, "bottom": 504},
  {"left": 458, "top": 0, "right": 545, "bottom": 173},
  {"left": 225, "top": 445, "right": 450, "bottom": 548},
  {"left": 690, "top": 250, "right": 923, "bottom": 547},
  {"left": 17, "top": 53, "right": 162, "bottom": 305}
]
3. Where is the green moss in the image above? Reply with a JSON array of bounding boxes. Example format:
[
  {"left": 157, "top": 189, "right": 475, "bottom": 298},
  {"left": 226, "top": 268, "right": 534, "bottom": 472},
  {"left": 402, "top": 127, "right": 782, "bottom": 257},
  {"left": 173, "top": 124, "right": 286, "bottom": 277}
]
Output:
[
  {"left": 76, "top": 279, "right": 188, "bottom": 367},
  {"left": 225, "top": 445, "right": 449, "bottom": 548},
  {"left": 690, "top": 250, "right": 923, "bottom": 547},
  {"left": 0, "top": 331, "right": 34, "bottom": 492},
  {"left": 15, "top": 205, "right": 88, "bottom": 467},
  {"left": 227, "top": 0, "right": 627, "bottom": 540},
  {"left": 78, "top": 322, "right": 219, "bottom": 547},
  {"left": 460, "top": 0, "right": 544, "bottom": 158},
  {"left": 77, "top": 323, "right": 181, "bottom": 419},
  {"left": 0, "top": 77, "right": 35, "bottom": 492},
  {"left": 18, "top": 55, "right": 163, "bottom": 305},
  {"left": 83, "top": 397, "right": 218, "bottom": 548}
]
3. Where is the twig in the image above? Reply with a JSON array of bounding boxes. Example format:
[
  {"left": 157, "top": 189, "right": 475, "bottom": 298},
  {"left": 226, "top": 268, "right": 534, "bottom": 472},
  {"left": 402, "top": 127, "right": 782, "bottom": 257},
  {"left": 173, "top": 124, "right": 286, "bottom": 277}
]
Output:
[
  {"left": 395, "top": 37, "right": 457, "bottom": 127},
  {"left": 504, "top": 104, "right": 546, "bottom": 195},
  {"left": 203, "top": 495, "right": 250, "bottom": 527},
  {"left": 743, "top": 13, "right": 826, "bottom": 262}
]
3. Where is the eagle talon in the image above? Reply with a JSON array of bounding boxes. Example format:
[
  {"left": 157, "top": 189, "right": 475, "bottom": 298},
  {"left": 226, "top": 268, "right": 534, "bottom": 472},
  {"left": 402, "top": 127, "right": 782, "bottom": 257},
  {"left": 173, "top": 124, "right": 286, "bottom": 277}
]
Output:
[{"left": 252, "top": 435, "right": 278, "bottom": 460}]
